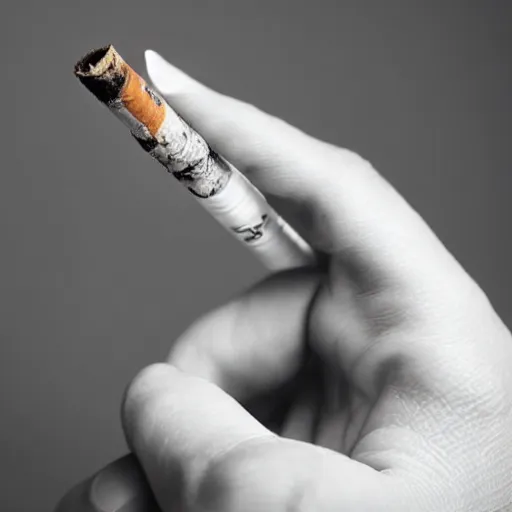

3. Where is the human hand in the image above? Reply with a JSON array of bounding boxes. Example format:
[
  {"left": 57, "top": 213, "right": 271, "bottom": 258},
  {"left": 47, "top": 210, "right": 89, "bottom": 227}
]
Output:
[{"left": 56, "top": 50, "right": 512, "bottom": 512}]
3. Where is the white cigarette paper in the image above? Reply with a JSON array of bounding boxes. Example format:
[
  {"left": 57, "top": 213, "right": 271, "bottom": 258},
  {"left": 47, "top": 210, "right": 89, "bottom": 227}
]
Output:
[{"left": 74, "top": 45, "right": 315, "bottom": 270}]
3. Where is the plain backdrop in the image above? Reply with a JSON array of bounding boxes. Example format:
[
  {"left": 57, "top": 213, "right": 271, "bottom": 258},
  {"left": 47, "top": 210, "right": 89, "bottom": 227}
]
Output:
[{"left": 1, "top": 1, "right": 511, "bottom": 510}]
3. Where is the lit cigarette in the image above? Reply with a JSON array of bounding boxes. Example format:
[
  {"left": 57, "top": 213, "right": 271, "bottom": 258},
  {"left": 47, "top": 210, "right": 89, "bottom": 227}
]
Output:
[{"left": 74, "top": 45, "right": 315, "bottom": 271}]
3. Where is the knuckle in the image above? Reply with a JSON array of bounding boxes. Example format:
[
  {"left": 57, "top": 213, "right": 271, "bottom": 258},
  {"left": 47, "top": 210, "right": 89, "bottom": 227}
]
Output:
[
  {"left": 121, "top": 363, "right": 170, "bottom": 426},
  {"left": 326, "top": 145, "right": 385, "bottom": 187},
  {"left": 124, "top": 363, "right": 169, "bottom": 400}
]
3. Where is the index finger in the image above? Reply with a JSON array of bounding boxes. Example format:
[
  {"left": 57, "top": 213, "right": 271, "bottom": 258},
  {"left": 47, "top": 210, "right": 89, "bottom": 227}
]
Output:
[{"left": 145, "top": 50, "right": 468, "bottom": 293}]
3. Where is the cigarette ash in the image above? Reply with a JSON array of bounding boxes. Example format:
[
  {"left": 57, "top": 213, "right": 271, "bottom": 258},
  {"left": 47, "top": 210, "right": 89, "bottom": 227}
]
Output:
[
  {"left": 133, "top": 134, "right": 158, "bottom": 152},
  {"left": 128, "top": 115, "right": 230, "bottom": 197},
  {"left": 186, "top": 150, "right": 232, "bottom": 198},
  {"left": 150, "top": 117, "right": 232, "bottom": 198},
  {"left": 74, "top": 46, "right": 126, "bottom": 104}
]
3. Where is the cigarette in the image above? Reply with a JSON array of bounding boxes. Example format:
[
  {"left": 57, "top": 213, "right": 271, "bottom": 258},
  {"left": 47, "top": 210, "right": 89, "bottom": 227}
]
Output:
[{"left": 74, "top": 45, "right": 315, "bottom": 271}]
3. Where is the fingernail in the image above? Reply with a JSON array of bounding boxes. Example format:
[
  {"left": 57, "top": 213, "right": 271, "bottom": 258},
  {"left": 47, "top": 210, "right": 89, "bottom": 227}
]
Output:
[
  {"left": 144, "top": 49, "right": 202, "bottom": 95},
  {"left": 89, "top": 458, "right": 151, "bottom": 512}
]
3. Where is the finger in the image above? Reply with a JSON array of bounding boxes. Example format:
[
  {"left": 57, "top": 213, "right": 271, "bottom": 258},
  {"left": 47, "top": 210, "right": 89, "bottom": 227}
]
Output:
[
  {"left": 279, "top": 388, "right": 318, "bottom": 442},
  {"left": 314, "top": 367, "right": 351, "bottom": 451},
  {"left": 167, "top": 268, "right": 320, "bottom": 401},
  {"left": 122, "top": 363, "right": 275, "bottom": 511},
  {"left": 122, "top": 363, "right": 408, "bottom": 511},
  {"left": 278, "top": 353, "right": 325, "bottom": 442},
  {"left": 145, "top": 50, "right": 468, "bottom": 292},
  {"left": 54, "top": 455, "right": 159, "bottom": 512}
]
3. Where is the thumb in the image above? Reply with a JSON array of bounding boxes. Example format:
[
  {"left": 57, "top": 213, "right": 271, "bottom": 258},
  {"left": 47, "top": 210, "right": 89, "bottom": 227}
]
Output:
[
  {"left": 122, "top": 364, "right": 406, "bottom": 511},
  {"left": 122, "top": 363, "right": 273, "bottom": 511}
]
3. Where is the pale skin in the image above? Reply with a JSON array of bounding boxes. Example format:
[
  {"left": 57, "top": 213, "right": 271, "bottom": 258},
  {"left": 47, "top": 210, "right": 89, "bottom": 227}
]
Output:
[{"left": 56, "top": 50, "right": 512, "bottom": 512}]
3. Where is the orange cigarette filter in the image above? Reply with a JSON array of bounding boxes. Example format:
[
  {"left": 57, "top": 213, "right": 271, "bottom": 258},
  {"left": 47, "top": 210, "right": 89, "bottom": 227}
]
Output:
[{"left": 76, "top": 45, "right": 165, "bottom": 136}]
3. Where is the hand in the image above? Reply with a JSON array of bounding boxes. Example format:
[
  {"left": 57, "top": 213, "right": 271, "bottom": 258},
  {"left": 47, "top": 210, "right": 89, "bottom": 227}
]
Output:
[{"left": 56, "top": 50, "right": 512, "bottom": 512}]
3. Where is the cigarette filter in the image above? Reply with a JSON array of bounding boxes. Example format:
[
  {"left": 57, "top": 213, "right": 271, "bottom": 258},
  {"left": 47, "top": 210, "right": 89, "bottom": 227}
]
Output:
[{"left": 74, "top": 45, "right": 315, "bottom": 271}]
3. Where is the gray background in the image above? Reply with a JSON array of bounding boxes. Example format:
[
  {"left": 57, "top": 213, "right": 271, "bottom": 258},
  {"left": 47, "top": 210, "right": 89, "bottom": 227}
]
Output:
[{"left": 1, "top": 1, "right": 511, "bottom": 510}]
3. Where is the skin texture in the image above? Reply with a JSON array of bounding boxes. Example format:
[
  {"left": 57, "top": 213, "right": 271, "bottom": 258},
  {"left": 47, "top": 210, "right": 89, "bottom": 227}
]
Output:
[{"left": 56, "top": 50, "right": 512, "bottom": 512}]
